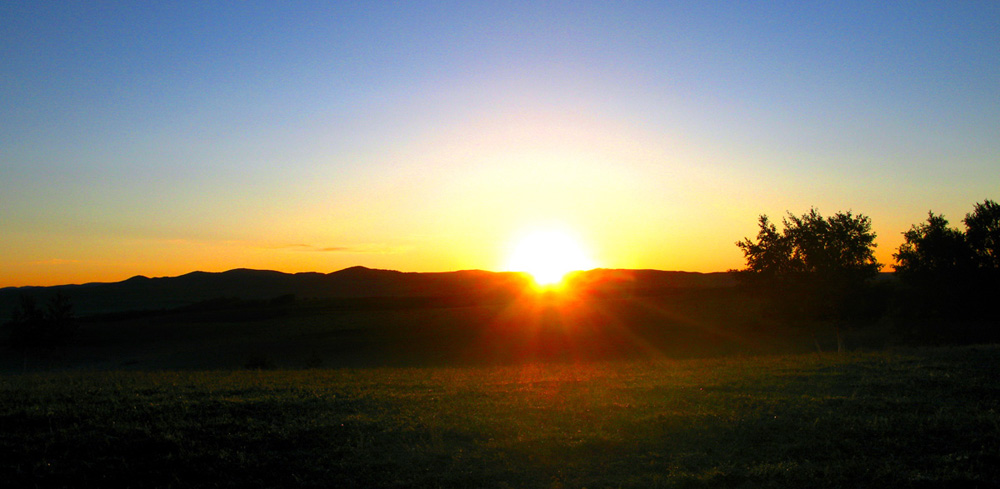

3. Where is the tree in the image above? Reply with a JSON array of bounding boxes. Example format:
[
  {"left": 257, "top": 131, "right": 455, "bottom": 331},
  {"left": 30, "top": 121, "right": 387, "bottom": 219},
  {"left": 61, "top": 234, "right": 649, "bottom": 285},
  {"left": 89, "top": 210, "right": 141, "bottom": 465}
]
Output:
[
  {"left": 964, "top": 199, "right": 1000, "bottom": 270},
  {"left": 734, "top": 215, "right": 796, "bottom": 279},
  {"left": 892, "top": 201, "right": 1000, "bottom": 343},
  {"left": 737, "top": 208, "right": 881, "bottom": 282},
  {"left": 895, "top": 200, "right": 1000, "bottom": 278},
  {"left": 4, "top": 291, "right": 77, "bottom": 348},
  {"left": 893, "top": 212, "right": 974, "bottom": 280},
  {"left": 736, "top": 208, "right": 882, "bottom": 351}
]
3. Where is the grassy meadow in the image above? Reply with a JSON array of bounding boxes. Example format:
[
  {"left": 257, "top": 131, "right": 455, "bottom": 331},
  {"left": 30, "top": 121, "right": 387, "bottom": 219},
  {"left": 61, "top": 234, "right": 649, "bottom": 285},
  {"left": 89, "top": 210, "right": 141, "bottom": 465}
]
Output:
[
  {"left": 2, "top": 345, "right": 999, "bottom": 488},
  {"left": 1, "top": 290, "right": 847, "bottom": 373}
]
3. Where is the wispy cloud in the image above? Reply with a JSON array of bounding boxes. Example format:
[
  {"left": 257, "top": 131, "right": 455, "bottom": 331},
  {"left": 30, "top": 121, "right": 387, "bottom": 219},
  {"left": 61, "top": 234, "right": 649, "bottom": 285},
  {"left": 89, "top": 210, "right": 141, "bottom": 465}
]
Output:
[
  {"left": 300, "top": 243, "right": 407, "bottom": 254},
  {"left": 316, "top": 246, "right": 353, "bottom": 252}
]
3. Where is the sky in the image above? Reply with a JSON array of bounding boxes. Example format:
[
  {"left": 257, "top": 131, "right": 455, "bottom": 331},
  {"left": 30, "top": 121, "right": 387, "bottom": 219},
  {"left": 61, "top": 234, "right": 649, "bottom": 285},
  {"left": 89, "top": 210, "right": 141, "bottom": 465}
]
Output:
[{"left": 2, "top": 1, "right": 999, "bottom": 287}]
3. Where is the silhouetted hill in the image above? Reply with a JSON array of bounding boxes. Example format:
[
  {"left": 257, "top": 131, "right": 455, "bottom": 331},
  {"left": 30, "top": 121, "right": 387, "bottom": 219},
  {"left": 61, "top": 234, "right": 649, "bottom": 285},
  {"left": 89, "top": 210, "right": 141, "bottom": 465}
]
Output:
[{"left": 0, "top": 267, "right": 737, "bottom": 317}]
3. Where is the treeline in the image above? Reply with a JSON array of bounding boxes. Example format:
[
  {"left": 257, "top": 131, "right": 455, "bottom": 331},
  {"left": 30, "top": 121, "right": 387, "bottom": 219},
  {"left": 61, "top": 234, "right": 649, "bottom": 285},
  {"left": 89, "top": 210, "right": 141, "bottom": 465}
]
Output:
[{"left": 735, "top": 199, "right": 1000, "bottom": 348}]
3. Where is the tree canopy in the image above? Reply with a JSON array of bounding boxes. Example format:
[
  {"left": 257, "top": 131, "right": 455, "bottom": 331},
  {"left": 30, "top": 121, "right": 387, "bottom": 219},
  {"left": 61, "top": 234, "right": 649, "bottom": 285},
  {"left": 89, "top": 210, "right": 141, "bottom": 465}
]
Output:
[
  {"left": 893, "top": 213, "right": 974, "bottom": 280},
  {"left": 894, "top": 199, "right": 1000, "bottom": 278},
  {"left": 736, "top": 208, "right": 881, "bottom": 283},
  {"left": 964, "top": 199, "right": 1000, "bottom": 269}
]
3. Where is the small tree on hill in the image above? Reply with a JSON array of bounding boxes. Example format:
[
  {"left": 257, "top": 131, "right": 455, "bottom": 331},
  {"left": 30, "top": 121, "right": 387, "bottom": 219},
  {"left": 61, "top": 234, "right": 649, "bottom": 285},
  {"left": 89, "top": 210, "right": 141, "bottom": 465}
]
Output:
[{"left": 736, "top": 208, "right": 882, "bottom": 351}]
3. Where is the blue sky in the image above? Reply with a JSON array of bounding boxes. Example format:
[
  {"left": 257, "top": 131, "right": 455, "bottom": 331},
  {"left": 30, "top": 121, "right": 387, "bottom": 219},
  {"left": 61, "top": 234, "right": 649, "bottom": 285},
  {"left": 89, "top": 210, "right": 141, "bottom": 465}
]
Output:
[{"left": 2, "top": 1, "right": 999, "bottom": 286}]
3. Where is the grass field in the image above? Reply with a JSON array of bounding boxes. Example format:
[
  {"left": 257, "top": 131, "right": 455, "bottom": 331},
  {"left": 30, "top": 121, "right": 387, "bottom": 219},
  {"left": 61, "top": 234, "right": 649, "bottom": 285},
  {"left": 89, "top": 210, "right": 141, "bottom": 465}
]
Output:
[
  {"left": 2, "top": 345, "right": 998, "bottom": 488},
  {"left": 2, "top": 291, "right": 848, "bottom": 373}
]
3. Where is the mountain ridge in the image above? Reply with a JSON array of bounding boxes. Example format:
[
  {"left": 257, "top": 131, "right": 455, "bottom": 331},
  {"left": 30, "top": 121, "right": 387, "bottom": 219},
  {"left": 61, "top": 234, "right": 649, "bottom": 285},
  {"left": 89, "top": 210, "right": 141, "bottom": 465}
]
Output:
[{"left": 0, "top": 267, "right": 737, "bottom": 317}]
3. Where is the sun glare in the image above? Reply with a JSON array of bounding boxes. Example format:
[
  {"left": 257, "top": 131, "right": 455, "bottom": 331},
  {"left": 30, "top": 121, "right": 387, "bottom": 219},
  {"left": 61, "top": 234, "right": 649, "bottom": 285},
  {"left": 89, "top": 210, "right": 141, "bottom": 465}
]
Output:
[{"left": 505, "top": 230, "right": 596, "bottom": 287}]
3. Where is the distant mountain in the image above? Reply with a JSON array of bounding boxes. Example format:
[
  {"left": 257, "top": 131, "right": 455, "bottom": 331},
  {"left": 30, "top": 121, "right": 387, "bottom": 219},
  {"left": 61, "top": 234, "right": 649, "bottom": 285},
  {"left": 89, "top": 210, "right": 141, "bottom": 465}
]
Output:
[{"left": 0, "top": 267, "right": 737, "bottom": 317}]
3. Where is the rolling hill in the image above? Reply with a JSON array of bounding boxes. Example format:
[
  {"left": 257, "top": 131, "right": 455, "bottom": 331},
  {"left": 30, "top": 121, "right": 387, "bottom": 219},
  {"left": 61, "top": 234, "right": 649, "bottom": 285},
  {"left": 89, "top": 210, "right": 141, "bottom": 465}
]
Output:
[{"left": 0, "top": 267, "right": 737, "bottom": 317}]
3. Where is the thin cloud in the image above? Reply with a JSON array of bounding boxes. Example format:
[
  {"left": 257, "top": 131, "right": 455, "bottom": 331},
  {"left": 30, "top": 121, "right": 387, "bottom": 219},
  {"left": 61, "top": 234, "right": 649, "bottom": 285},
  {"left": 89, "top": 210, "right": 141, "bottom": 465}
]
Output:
[
  {"left": 310, "top": 244, "right": 406, "bottom": 254},
  {"left": 317, "top": 246, "right": 352, "bottom": 252}
]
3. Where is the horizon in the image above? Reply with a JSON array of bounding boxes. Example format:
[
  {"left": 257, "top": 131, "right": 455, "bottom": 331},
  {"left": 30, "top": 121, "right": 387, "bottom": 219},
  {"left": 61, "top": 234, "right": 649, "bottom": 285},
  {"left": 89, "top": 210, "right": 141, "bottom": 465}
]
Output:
[
  {"left": 2, "top": 264, "right": 739, "bottom": 289},
  {"left": 2, "top": 263, "right": 908, "bottom": 291},
  {"left": 3, "top": 2, "right": 998, "bottom": 287}
]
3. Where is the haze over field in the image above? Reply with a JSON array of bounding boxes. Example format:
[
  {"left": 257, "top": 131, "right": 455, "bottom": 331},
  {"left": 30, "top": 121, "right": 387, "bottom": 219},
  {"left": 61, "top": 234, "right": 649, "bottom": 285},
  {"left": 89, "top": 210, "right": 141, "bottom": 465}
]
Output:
[{"left": 2, "top": 2, "right": 998, "bottom": 287}]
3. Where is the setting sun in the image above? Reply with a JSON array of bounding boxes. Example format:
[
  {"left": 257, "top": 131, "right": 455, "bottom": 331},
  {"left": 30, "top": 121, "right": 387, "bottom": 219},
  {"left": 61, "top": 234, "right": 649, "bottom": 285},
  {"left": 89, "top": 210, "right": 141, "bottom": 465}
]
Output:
[{"left": 505, "top": 230, "right": 597, "bottom": 286}]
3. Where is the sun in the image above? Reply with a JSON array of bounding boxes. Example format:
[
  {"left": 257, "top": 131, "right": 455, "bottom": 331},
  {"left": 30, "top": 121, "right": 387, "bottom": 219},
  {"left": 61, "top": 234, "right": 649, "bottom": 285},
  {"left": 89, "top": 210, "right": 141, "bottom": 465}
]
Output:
[{"left": 505, "top": 229, "right": 597, "bottom": 287}]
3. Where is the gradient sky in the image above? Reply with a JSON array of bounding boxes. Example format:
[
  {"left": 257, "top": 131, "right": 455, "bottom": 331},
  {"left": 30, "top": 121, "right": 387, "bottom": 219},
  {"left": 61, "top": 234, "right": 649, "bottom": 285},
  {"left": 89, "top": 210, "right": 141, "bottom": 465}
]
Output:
[{"left": 3, "top": 1, "right": 999, "bottom": 287}]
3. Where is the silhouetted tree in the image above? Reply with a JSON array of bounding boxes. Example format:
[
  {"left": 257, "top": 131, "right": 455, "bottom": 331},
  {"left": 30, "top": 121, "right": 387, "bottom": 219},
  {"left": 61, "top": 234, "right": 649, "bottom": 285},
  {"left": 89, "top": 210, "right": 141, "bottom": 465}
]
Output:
[
  {"left": 734, "top": 215, "right": 797, "bottom": 279},
  {"left": 894, "top": 213, "right": 974, "bottom": 280},
  {"left": 736, "top": 208, "right": 882, "bottom": 351},
  {"left": 4, "top": 292, "right": 77, "bottom": 348},
  {"left": 965, "top": 200, "right": 1000, "bottom": 326},
  {"left": 738, "top": 209, "right": 881, "bottom": 280},
  {"left": 964, "top": 199, "right": 1000, "bottom": 270},
  {"left": 9, "top": 295, "right": 44, "bottom": 329},
  {"left": 892, "top": 200, "right": 1000, "bottom": 343}
]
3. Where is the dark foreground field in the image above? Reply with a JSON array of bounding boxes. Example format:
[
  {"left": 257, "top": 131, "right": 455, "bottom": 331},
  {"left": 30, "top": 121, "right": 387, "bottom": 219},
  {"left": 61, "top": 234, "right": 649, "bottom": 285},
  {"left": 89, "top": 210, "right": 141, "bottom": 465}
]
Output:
[
  {"left": 2, "top": 346, "right": 998, "bottom": 488},
  {"left": 1, "top": 289, "right": 858, "bottom": 373}
]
